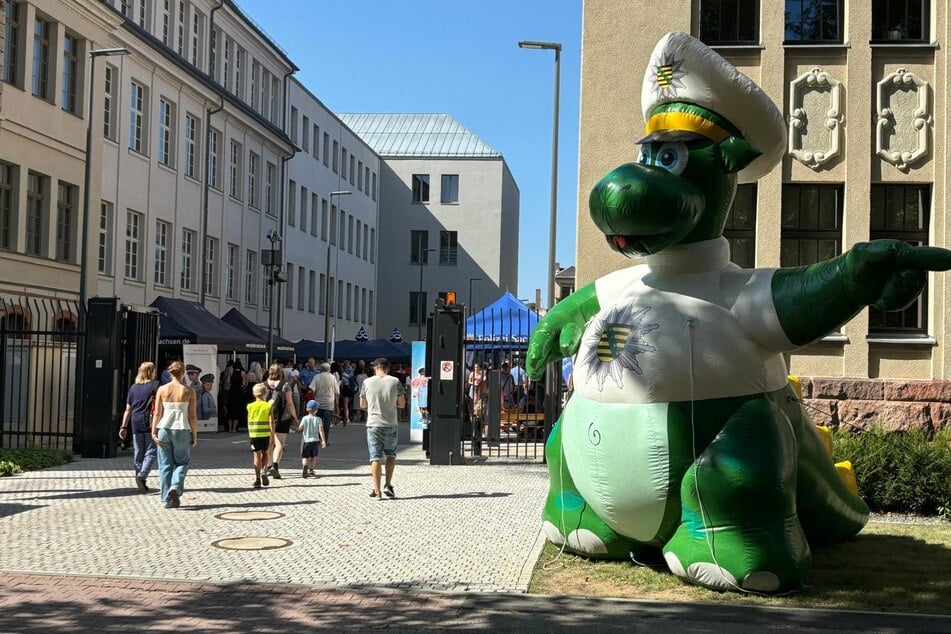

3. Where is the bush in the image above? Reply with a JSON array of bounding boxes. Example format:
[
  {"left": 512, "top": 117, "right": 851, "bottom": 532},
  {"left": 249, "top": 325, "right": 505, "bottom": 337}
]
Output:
[
  {"left": 832, "top": 425, "right": 951, "bottom": 516},
  {"left": 0, "top": 447, "right": 73, "bottom": 476}
]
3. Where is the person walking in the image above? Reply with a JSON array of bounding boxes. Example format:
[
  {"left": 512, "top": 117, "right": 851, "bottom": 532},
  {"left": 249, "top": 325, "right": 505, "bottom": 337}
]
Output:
[
  {"left": 152, "top": 361, "right": 198, "bottom": 509},
  {"left": 227, "top": 360, "right": 246, "bottom": 432},
  {"left": 118, "top": 361, "right": 160, "bottom": 493},
  {"left": 297, "top": 400, "right": 327, "bottom": 478},
  {"left": 359, "top": 358, "right": 405, "bottom": 500},
  {"left": 309, "top": 362, "right": 339, "bottom": 444},
  {"left": 246, "top": 382, "right": 274, "bottom": 489},
  {"left": 265, "top": 363, "right": 298, "bottom": 480}
]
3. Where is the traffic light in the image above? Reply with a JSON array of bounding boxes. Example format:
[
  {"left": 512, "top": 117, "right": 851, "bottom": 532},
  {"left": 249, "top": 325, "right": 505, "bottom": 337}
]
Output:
[{"left": 438, "top": 291, "right": 457, "bottom": 306}]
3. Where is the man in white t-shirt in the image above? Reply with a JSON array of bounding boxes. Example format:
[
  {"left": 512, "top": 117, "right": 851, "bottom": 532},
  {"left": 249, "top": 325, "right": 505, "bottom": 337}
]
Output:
[{"left": 359, "top": 357, "right": 405, "bottom": 500}]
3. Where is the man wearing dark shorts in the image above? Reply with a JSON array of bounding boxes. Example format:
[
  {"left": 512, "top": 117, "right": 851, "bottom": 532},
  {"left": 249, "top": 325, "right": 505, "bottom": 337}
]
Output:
[{"left": 359, "top": 358, "right": 405, "bottom": 500}]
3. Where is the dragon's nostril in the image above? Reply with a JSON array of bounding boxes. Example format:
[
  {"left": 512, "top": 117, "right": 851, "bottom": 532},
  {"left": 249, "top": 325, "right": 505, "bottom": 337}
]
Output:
[{"left": 620, "top": 184, "right": 632, "bottom": 192}]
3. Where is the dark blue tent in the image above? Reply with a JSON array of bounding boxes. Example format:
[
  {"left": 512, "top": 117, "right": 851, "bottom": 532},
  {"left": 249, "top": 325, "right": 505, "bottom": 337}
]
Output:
[
  {"left": 221, "top": 308, "right": 296, "bottom": 354},
  {"left": 465, "top": 292, "right": 540, "bottom": 345},
  {"left": 151, "top": 297, "right": 263, "bottom": 353},
  {"left": 295, "top": 339, "right": 328, "bottom": 359},
  {"left": 295, "top": 338, "right": 410, "bottom": 363}
]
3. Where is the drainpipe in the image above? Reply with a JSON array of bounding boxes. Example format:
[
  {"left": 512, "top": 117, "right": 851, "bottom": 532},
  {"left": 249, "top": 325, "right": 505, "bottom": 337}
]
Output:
[
  {"left": 199, "top": 96, "right": 224, "bottom": 306},
  {"left": 276, "top": 68, "right": 295, "bottom": 339}
]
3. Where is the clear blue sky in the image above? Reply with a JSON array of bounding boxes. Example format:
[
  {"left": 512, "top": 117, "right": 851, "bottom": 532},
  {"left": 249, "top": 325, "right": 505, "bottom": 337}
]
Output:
[{"left": 237, "top": 0, "right": 582, "bottom": 305}]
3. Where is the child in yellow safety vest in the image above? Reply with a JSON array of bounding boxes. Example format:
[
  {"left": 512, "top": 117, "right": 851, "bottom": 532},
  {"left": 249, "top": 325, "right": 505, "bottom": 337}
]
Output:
[{"left": 247, "top": 382, "right": 275, "bottom": 489}]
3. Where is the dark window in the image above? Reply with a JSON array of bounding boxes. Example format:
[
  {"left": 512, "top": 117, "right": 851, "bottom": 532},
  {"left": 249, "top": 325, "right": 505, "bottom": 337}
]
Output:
[
  {"left": 784, "top": 0, "right": 843, "bottom": 43},
  {"left": 872, "top": 0, "right": 928, "bottom": 42},
  {"left": 409, "top": 291, "right": 427, "bottom": 325},
  {"left": 55, "top": 182, "right": 75, "bottom": 262},
  {"left": 780, "top": 184, "right": 842, "bottom": 268},
  {"left": 410, "top": 230, "right": 429, "bottom": 264},
  {"left": 868, "top": 184, "right": 930, "bottom": 334},
  {"left": 3, "top": 2, "right": 21, "bottom": 86},
  {"left": 412, "top": 174, "right": 430, "bottom": 203},
  {"left": 32, "top": 17, "right": 51, "bottom": 100},
  {"left": 724, "top": 184, "right": 756, "bottom": 268},
  {"left": 700, "top": 0, "right": 759, "bottom": 44},
  {"left": 439, "top": 230, "right": 458, "bottom": 265},
  {"left": 0, "top": 162, "right": 14, "bottom": 250},
  {"left": 441, "top": 174, "right": 459, "bottom": 203},
  {"left": 26, "top": 171, "right": 45, "bottom": 257},
  {"left": 61, "top": 33, "right": 79, "bottom": 114}
]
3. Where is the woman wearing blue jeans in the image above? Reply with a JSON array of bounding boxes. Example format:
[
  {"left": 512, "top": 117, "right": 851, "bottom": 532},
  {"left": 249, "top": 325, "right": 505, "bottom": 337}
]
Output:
[
  {"left": 118, "top": 362, "right": 160, "bottom": 493},
  {"left": 151, "top": 361, "right": 198, "bottom": 509}
]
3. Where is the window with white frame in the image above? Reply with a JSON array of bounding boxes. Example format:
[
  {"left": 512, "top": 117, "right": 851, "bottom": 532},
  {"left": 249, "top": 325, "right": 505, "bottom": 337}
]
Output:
[
  {"left": 208, "top": 27, "right": 216, "bottom": 77},
  {"left": 184, "top": 113, "right": 198, "bottom": 179},
  {"left": 120, "top": 0, "right": 132, "bottom": 18},
  {"left": 248, "top": 152, "right": 260, "bottom": 208},
  {"left": 233, "top": 46, "right": 244, "bottom": 99},
  {"left": 441, "top": 174, "right": 459, "bottom": 204},
  {"left": 287, "top": 180, "right": 297, "bottom": 227},
  {"left": 32, "top": 16, "right": 51, "bottom": 101},
  {"left": 137, "top": 0, "right": 150, "bottom": 29},
  {"left": 61, "top": 33, "right": 80, "bottom": 115},
  {"left": 225, "top": 243, "right": 237, "bottom": 300},
  {"left": 222, "top": 37, "right": 231, "bottom": 91},
  {"left": 270, "top": 79, "right": 279, "bottom": 123},
  {"left": 440, "top": 230, "right": 458, "bottom": 265},
  {"left": 245, "top": 250, "right": 257, "bottom": 304},
  {"left": 55, "top": 182, "right": 76, "bottom": 262},
  {"left": 190, "top": 8, "right": 203, "bottom": 67},
  {"left": 204, "top": 235, "right": 217, "bottom": 296},
  {"left": 153, "top": 220, "right": 169, "bottom": 286},
  {"left": 176, "top": 0, "right": 186, "bottom": 56},
  {"left": 161, "top": 0, "right": 171, "bottom": 46},
  {"left": 129, "top": 80, "right": 147, "bottom": 153},
  {"left": 412, "top": 174, "right": 430, "bottom": 203},
  {"left": 228, "top": 140, "right": 242, "bottom": 199},
  {"left": 260, "top": 69, "right": 270, "bottom": 118},
  {"left": 103, "top": 65, "right": 117, "bottom": 140},
  {"left": 98, "top": 201, "right": 114, "bottom": 275},
  {"left": 181, "top": 228, "right": 195, "bottom": 291},
  {"left": 208, "top": 128, "right": 220, "bottom": 189},
  {"left": 3, "top": 1, "right": 22, "bottom": 87},
  {"left": 158, "top": 98, "right": 175, "bottom": 167},
  {"left": 265, "top": 162, "right": 275, "bottom": 216},
  {"left": 26, "top": 171, "right": 45, "bottom": 257},
  {"left": 290, "top": 107, "right": 299, "bottom": 144},
  {"left": 124, "top": 210, "right": 142, "bottom": 280},
  {"left": 250, "top": 60, "right": 259, "bottom": 111}
]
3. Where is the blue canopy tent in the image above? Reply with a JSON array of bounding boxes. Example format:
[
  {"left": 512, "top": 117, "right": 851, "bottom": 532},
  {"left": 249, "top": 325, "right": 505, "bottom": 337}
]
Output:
[
  {"left": 150, "top": 297, "right": 263, "bottom": 353},
  {"left": 465, "top": 292, "right": 540, "bottom": 346},
  {"left": 221, "top": 308, "right": 296, "bottom": 355}
]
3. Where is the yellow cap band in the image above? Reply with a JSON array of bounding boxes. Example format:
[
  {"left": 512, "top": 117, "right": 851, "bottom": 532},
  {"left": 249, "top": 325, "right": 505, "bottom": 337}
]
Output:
[{"left": 645, "top": 111, "right": 731, "bottom": 143}]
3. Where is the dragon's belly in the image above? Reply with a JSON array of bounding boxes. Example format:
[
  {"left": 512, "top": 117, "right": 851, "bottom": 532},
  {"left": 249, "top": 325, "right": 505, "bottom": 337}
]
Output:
[{"left": 562, "top": 394, "right": 674, "bottom": 544}]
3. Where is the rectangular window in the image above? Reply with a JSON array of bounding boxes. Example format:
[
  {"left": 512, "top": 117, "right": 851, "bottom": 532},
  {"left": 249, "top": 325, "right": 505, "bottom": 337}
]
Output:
[
  {"left": 310, "top": 192, "right": 319, "bottom": 237},
  {"left": 153, "top": 220, "right": 169, "bottom": 286},
  {"left": 137, "top": 0, "right": 149, "bottom": 29},
  {"left": 98, "top": 201, "right": 113, "bottom": 275},
  {"left": 308, "top": 270, "right": 316, "bottom": 313},
  {"left": 124, "top": 210, "right": 142, "bottom": 280},
  {"left": 341, "top": 147, "right": 348, "bottom": 179},
  {"left": 785, "top": 0, "right": 843, "bottom": 43},
  {"left": 358, "top": 161, "right": 364, "bottom": 191},
  {"left": 103, "top": 65, "right": 117, "bottom": 140},
  {"left": 265, "top": 162, "right": 276, "bottom": 216},
  {"left": 780, "top": 184, "right": 842, "bottom": 268},
  {"left": 338, "top": 209, "right": 345, "bottom": 250},
  {"left": 61, "top": 33, "right": 80, "bottom": 114},
  {"left": 330, "top": 204, "right": 337, "bottom": 245},
  {"left": 301, "top": 117, "right": 310, "bottom": 151},
  {"left": 363, "top": 224, "right": 369, "bottom": 260},
  {"left": 410, "top": 230, "right": 429, "bottom": 264},
  {"left": 869, "top": 184, "right": 930, "bottom": 334},
  {"left": 162, "top": 0, "right": 171, "bottom": 46},
  {"left": 158, "top": 98, "right": 175, "bottom": 167},
  {"left": 321, "top": 199, "right": 329, "bottom": 240},
  {"left": 3, "top": 2, "right": 22, "bottom": 86},
  {"left": 229, "top": 140, "right": 242, "bottom": 199},
  {"left": 250, "top": 60, "right": 260, "bottom": 112},
  {"left": 347, "top": 215, "right": 354, "bottom": 253},
  {"left": 370, "top": 228, "right": 376, "bottom": 263},
  {"left": 129, "top": 81, "right": 147, "bottom": 153},
  {"left": 313, "top": 124, "right": 320, "bottom": 160},
  {"left": 441, "top": 174, "right": 459, "bottom": 204},
  {"left": 120, "top": 0, "right": 132, "bottom": 18},
  {"left": 349, "top": 155, "right": 356, "bottom": 185},
  {"left": 300, "top": 186, "right": 308, "bottom": 233},
  {"left": 233, "top": 46, "right": 244, "bottom": 98},
  {"left": 412, "top": 174, "right": 430, "bottom": 203},
  {"left": 176, "top": 0, "right": 186, "bottom": 56},
  {"left": 699, "top": 0, "right": 759, "bottom": 44},
  {"left": 180, "top": 228, "right": 195, "bottom": 291},
  {"left": 361, "top": 288, "right": 367, "bottom": 323},
  {"left": 183, "top": 114, "right": 198, "bottom": 178},
  {"left": 409, "top": 291, "right": 428, "bottom": 326},
  {"left": 26, "top": 171, "right": 44, "bottom": 256},
  {"left": 248, "top": 152, "right": 260, "bottom": 208},
  {"left": 204, "top": 236, "right": 217, "bottom": 296},
  {"left": 323, "top": 133, "right": 330, "bottom": 167},
  {"left": 368, "top": 290, "right": 374, "bottom": 324},
  {"left": 290, "top": 107, "right": 298, "bottom": 144},
  {"left": 262, "top": 265, "right": 270, "bottom": 309},
  {"left": 364, "top": 166, "right": 370, "bottom": 196},
  {"left": 270, "top": 73, "right": 279, "bottom": 122},
  {"left": 439, "top": 230, "right": 458, "bottom": 265},
  {"left": 327, "top": 276, "right": 335, "bottom": 317},
  {"left": 32, "top": 17, "right": 51, "bottom": 100},
  {"left": 208, "top": 128, "right": 220, "bottom": 189},
  {"left": 55, "top": 182, "right": 76, "bottom": 262},
  {"left": 355, "top": 220, "right": 362, "bottom": 257},
  {"left": 372, "top": 172, "right": 377, "bottom": 201},
  {"left": 245, "top": 250, "right": 257, "bottom": 304},
  {"left": 260, "top": 69, "right": 270, "bottom": 115},
  {"left": 287, "top": 180, "right": 297, "bottom": 227},
  {"left": 332, "top": 140, "right": 339, "bottom": 173},
  {"left": 190, "top": 9, "right": 203, "bottom": 67},
  {"left": 298, "top": 267, "right": 306, "bottom": 310},
  {"left": 724, "top": 184, "right": 757, "bottom": 268},
  {"left": 0, "top": 162, "right": 14, "bottom": 251},
  {"left": 337, "top": 280, "right": 344, "bottom": 320},
  {"left": 872, "top": 0, "right": 929, "bottom": 42},
  {"left": 225, "top": 243, "right": 237, "bottom": 300},
  {"left": 207, "top": 26, "right": 216, "bottom": 76},
  {"left": 319, "top": 273, "right": 326, "bottom": 314},
  {"left": 346, "top": 282, "right": 352, "bottom": 319},
  {"left": 222, "top": 37, "right": 231, "bottom": 91}
]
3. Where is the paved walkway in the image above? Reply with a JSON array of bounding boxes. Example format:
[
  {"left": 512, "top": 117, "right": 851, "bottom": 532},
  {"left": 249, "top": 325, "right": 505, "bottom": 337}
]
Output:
[{"left": 0, "top": 424, "right": 549, "bottom": 592}]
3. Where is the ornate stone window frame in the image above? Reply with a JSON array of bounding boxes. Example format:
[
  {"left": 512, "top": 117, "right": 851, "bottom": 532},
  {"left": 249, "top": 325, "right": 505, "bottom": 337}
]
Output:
[
  {"left": 875, "top": 68, "right": 932, "bottom": 171},
  {"left": 788, "top": 68, "right": 843, "bottom": 169}
]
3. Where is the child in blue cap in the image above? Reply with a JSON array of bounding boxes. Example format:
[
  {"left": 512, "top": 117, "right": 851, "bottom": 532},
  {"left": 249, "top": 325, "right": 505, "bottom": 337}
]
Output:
[{"left": 297, "top": 400, "right": 327, "bottom": 478}]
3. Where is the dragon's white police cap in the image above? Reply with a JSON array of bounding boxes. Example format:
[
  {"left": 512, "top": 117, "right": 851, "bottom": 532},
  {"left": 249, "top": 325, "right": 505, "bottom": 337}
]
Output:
[{"left": 640, "top": 32, "right": 786, "bottom": 182}]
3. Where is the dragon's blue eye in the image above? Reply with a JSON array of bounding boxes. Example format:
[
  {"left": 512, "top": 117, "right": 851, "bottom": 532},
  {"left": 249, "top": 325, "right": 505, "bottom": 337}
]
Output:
[
  {"left": 655, "top": 142, "right": 688, "bottom": 175},
  {"left": 636, "top": 146, "right": 651, "bottom": 165}
]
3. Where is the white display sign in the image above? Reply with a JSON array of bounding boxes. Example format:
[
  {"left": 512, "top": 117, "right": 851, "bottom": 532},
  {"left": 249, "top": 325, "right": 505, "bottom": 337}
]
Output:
[
  {"left": 439, "top": 360, "right": 454, "bottom": 381},
  {"left": 182, "top": 344, "right": 219, "bottom": 433}
]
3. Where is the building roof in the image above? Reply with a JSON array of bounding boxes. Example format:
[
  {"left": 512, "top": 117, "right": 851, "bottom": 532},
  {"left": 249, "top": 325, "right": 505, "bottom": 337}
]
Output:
[{"left": 337, "top": 114, "right": 501, "bottom": 158}]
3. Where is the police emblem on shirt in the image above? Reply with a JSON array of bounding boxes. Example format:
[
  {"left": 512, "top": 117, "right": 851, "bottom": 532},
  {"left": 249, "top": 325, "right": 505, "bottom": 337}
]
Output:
[{"left": 582, "top": 304, "right": 659, "bottom": 390}]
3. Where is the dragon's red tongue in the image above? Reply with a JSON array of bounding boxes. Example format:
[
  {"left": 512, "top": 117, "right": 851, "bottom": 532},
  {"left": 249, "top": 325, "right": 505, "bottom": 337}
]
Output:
[{"left": 613, "top": 235, "right": 627, "bottom": 249}]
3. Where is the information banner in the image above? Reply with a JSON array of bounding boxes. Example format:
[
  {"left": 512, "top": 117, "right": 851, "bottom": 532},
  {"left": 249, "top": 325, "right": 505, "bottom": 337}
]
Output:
[
  {"left": 409, "top": 341, "right": 428, "bottom": 443},
  {"left": 182, "top": 344, "right": 219, "bottom": 433}
]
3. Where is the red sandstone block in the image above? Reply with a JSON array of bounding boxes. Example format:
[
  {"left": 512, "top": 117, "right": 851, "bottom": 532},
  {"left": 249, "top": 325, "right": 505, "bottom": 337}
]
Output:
[
  {"left": 884, "top": 380, "right": 951, "bottom": 403},
  {"left": 811, "top": 378, "right": 884, "bottom": 401}
]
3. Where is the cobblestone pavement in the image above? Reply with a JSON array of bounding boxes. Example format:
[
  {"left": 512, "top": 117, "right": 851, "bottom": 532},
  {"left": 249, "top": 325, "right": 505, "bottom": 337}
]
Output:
[{"left": 0, "top": 424, "right": 549, "bottom": 593}]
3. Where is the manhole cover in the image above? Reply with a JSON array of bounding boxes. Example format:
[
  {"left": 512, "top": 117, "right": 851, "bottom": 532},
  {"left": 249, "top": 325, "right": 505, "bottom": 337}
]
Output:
[
  {"left": 212, "top": 537, "right": 293, "bottom": 551},
  {"left": 215, "top": 511, "right": 285, "bottom": 521}
]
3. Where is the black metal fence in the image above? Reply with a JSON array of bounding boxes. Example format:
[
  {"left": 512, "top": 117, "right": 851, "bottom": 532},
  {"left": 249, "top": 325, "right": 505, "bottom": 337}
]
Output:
[{"left": 0, "top": 296, "right": 81, "bottom": 450}]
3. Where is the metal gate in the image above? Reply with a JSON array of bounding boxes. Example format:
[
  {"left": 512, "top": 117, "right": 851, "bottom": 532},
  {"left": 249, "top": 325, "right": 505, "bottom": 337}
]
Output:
[{"left": 0, "top": 296, "right": 81, "bottom": 450}]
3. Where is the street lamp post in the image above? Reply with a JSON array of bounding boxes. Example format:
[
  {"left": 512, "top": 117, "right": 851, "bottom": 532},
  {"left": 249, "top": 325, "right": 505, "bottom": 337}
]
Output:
[
  {"left": 265, "top": 230, "right": 283, "bottom": 364},
  {"left": 416, "top": 245, "right": 436, "bottom": 341},
  {"left": 468, "top": 277, "right": 482, "bottom": 319},
  {"left": 324, "top": 191, "right": 351, "bottom": 361},
  {"left": 518, "top": 40, "right": 561, "bottom": 309}
]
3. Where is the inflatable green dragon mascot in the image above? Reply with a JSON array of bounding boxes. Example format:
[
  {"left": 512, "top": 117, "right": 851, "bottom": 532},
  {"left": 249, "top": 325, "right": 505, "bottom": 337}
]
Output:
[{"left": 526, "top": 32, "right": 951, "bottom": 594}]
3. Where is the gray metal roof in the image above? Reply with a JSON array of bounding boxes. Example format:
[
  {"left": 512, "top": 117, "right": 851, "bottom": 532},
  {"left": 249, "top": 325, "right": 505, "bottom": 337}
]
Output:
[{"left": 338, "top": 114, "right": 501, "bottom": 158}]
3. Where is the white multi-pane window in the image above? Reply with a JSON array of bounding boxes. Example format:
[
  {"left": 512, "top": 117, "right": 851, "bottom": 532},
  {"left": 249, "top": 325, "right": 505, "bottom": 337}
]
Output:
[
  {"left": 228, "top": 140, "right": 241, "bottom": 199},
  {"left": 287, "top": 181, "right": 297, "bottom": 227},
  {"left": 265, "top": 162, "right": 276, "bottom": 216},
  {"left": 129, "top": 80, "right": 146, "bottom": 153},
  {"left": 55, "top": 182, "right": 75, "bottom": 262},
  {"left": 208, "top": 128, "right": 220, "bottom": 189},
  {"left": 233, "top": 46, "right": 244, "bottom": 98},
  {"left": 183, "top": 114, "right": 198, "bottom": 179},
  {"left": 137, "top": 0, "right": 150, "bottom": 29},
  {"left": 120, "top": 0, "right": 132, "bottom": 18},
  {"left": 32, "top": 17, "right": 51, "bottom": 100},
  {"left": 161, "top": 0, "right": 171, "bottom": 45},
  {"left": 158, "top": 98, "right": 175, "bottom": 167},
  {"left": 260, "top": 69, "right": 270, "bottom": 117},
  {"left": 26, "top": 171, "right": 44, "bottom": 256},
  {"left": 124, "top": 210, "right": 142, "bottom": 280},
  {"left": 204, "top": 236, "right": 217, "bottom": 296},
  {"left": 3, "top": 1, "right": 21, "bottom": 86},
  {"left": 190, "top": 9, "right": 202, "bottom": 67},
  {"left": 103, "top": 65, "right": 117, "bottom": 140},
  {"left": 222, "top": 38, "right": 231, "bottom": 91},
  {"left": 175, "top": 0, "right": 185, "bottom": 56},
  {"left": 248, "top": 152, "right": 260, "bottom": 208},
  {"left": 98, "top": 202, "right": 114, "bottom": 275},
  {"left": 245, "top": 250, "right": 257, "bottom": 304},
  {"left": 269, "top": 75, "right": 279, "bottom": 122},
  {"left": 208, "top": 27, "right": 216, "bottom": 77},
  {"left": 180, "top": 228, "right": 195, "bottom": 291},
  {"left": 250, "top": 60, "right": 259, "bottom": 112},
  {"left": 225, "top": 243, "right": 238, "bottom": 300},
  {"left": 61, "top": 33, "right": 79, "bottom": 114},
  {"left": 153, "top": 220, "right": 169, "bottom": 286}
]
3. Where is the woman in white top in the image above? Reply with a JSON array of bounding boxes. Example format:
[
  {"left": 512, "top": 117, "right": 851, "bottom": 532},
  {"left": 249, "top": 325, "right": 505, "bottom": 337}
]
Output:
[{"left": 152, "top": 360, "right": 198, "bottom": 508}]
